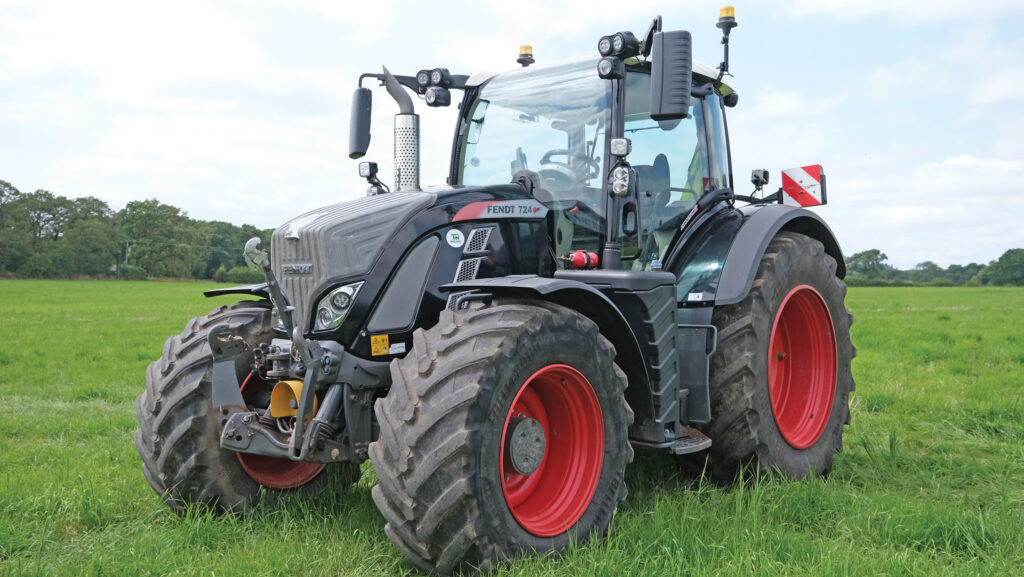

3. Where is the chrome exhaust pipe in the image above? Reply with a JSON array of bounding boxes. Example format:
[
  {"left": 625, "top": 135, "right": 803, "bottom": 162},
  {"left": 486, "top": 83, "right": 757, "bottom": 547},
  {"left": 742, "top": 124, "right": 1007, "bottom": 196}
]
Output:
[{"left": 382, "top": 66, "right": 420, "bottom": 191}]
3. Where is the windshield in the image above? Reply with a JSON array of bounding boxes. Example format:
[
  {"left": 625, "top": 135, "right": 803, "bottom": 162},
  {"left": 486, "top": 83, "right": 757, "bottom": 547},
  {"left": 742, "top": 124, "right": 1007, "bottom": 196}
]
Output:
[
  {"left": 457, "top": 58, "right": 610, "bottom": 259},
  {"left": 458, "top": 58, "right": 608, "bottom": 193}
]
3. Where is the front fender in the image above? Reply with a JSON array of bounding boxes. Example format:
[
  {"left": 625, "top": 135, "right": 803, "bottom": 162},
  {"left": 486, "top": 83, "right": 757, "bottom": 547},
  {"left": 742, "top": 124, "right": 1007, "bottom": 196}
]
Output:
[
  {"left": 203, "top": 283, "right": 271, "bottom": 300},
  {"left": 442, "top": 274, "right": 656, "bottom": 437}
]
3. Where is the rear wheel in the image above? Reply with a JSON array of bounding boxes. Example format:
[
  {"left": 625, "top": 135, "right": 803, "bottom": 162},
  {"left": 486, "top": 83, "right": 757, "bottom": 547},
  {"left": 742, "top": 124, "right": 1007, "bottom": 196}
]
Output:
[
  {"left": 134, "top": 302, "right": 356, "bottom": 513},
  {"left": 369, "top": 301, "right": 633, "bottom": 574},
  {"left": 703, "top": 232, "right": 855, "bottom": 481}
]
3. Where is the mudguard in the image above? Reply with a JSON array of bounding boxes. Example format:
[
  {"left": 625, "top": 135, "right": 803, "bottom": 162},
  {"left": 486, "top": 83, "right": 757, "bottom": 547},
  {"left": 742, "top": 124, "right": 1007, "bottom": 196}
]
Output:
[
  {"left": 441, "top": 274, "right": 660, "bottom": 441},
  {"left": 671, "top": 203, "right": 845, "bottom": 308},
  {"left": 715, "top": 204, "right": 845, "bottom": 305},
  {"left": 203, "top": 283, "right": 271, "bottom": 299}
]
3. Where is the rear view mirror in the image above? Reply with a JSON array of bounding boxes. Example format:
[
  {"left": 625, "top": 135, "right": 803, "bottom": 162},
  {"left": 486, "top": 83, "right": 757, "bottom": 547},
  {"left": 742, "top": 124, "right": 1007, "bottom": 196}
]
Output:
[
  {"left": 650, "top": 30, "right": 693, "bottom": 121},
  {"left": 349, "top": 87, "right": 372, "bottom": 159}
]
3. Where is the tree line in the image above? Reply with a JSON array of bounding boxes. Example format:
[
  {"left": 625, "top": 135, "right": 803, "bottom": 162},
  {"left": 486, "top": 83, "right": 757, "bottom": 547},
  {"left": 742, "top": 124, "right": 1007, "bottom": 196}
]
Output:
[
  {"left": 1, "top": 180, "right": 268, "bottom": 282},
  {"left": 3, "top": 179, "right": 1023, "bottom": 286},
  {"left": 845, "top": 248, "right": 1024, "bottom": 286}
]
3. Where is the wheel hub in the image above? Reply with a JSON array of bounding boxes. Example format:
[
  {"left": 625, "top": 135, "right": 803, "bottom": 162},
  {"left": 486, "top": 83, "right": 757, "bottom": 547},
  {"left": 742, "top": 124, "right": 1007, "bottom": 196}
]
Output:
[
  {"left": 499, "top": 364, "right": 604, "bottom": 537},
  {"left": 768, "top": 284, "right": 837, "bottom": 449},
  {"left": 506, "top": 415, "right": 546, "bottom": 475}
]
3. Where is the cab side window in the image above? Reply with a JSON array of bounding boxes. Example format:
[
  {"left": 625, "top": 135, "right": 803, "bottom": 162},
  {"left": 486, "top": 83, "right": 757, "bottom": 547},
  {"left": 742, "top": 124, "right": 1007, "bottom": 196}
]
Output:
[{"left": 621, "top": 71, "right": 708, "bottom": 266}]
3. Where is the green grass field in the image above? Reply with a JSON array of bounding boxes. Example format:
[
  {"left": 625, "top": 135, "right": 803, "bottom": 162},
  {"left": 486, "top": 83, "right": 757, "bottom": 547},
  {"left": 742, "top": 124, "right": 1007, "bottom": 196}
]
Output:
[{"left": 1, "top": 280, "right": 1022, "bottom": 576}]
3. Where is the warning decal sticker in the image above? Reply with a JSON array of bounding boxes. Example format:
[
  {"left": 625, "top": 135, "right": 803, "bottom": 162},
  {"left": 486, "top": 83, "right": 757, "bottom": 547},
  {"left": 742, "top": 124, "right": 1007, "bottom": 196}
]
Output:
[{"left": 370, "top": 334, "right": 390, "bottom": 356}]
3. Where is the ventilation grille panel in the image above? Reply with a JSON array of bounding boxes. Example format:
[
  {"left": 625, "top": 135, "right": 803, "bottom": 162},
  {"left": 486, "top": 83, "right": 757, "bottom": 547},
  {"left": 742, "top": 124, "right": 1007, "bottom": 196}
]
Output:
[
  {"left": 454, "top": 257, "right": 483, "bottom": 283},
  {"left": 446, "top": 290, "right": 474, "bottom": 311},
  {"left": 464, "top": 227, "right": 494, "bottom": 254}
]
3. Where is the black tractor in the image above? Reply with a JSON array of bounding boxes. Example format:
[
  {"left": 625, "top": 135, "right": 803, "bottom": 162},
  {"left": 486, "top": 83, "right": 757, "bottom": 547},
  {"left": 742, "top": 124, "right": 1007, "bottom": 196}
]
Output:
[{"left": 136, "top": 8, "right": 854, "bottom": 574}]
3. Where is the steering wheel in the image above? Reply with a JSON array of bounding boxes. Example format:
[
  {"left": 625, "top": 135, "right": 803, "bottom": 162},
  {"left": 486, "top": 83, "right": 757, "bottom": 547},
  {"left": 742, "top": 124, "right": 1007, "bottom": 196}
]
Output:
[
  {"left": 540, "top": 149, "right": 600, "bottom": 177},
  {"left": 536, "top": 163, "right": 579, "bottom": 193}
]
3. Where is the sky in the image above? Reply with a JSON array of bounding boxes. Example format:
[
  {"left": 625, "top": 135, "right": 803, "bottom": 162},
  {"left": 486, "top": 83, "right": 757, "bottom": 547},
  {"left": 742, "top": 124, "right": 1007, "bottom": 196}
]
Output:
[{"left": 2, "top": 0, "right": 1023, "bottom": 269}]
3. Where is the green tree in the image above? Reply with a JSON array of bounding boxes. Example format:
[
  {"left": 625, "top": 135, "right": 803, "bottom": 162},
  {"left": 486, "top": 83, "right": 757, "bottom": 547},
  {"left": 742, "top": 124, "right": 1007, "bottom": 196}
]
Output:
[
  {"left": 195, "top": 221, "right": 246, "bottom": 279},
  {"left": 909, "top": 261, "right": 943, "bottom": 284},
  {"left": 846, "top": 249, "right": 890, "bottom": 279},
  {"left": 60, "top": 218, "right": 122, "bottom": 276},
  {"left": 0, "top": 180, "right": 31, "bottom": 273},
  {"left": 986, "top": 249, "right": 1024, "bottom": 286},
  {"left": 119, "top": 199, "right": 203, "bottom": 278}
]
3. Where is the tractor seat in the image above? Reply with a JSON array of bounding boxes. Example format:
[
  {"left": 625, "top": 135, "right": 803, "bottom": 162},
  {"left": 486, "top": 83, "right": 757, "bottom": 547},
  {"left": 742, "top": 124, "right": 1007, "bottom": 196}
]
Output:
[{"left": 634, "top": 153, "right": 671, "bottom": 199}]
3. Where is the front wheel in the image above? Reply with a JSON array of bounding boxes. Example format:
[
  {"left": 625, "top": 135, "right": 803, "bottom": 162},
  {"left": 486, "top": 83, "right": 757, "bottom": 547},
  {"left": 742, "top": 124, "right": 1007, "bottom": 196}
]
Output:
[
  {"left": 134, "top": 302, "right": 355, "bottom": 513},
  {"left": 703, "top": 232, "right": 855, "bottom": 481},
  {"left": 369, "top": 301, "right": 633, "bottom": 574}
]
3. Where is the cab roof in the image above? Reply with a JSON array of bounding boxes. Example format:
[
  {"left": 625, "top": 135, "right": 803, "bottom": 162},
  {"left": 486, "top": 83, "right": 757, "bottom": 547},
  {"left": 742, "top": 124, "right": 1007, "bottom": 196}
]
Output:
[{"left": 465, "top": 56, "right": 736, "bottom": 96}]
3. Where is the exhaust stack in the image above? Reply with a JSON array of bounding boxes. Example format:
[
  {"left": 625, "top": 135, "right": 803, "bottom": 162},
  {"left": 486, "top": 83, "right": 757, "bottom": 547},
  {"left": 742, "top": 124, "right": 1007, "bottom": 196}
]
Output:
[{"left": 382, "top": 66, "right": 420, "bottom": 191}]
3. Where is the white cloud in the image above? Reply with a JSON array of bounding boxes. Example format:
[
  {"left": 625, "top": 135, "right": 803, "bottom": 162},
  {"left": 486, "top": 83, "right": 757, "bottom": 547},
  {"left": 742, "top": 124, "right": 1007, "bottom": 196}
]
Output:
[
  {"left": 788, "top": 0, "right": 1024, "bottom": 21},
  {"left": 1, "top": 0, "right": 265, "bottom": 103},
  {"left": 826, "top": 155, "right": 1024, "bottom": 267},
  {"left": 3, "top": 0, "right": 1023, "bottom": 269}
]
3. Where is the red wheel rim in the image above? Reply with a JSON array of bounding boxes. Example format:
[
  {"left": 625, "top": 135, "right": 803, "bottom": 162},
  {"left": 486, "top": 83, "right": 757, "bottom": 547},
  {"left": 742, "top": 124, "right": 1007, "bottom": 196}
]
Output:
[
  {"left": 768, "top": 285, "right": 837, "bottom": 449},
  {"left": 235, "top": 374, "right": 325, "bottom": 489},
  {"left": 500, "top": 364, "right": 604, "bottom": 537}
]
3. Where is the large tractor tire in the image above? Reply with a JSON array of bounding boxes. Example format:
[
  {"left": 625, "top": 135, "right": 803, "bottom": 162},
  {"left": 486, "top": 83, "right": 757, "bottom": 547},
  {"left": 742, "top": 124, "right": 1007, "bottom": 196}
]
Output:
[
  {"left": 704, "top": 231, "right": 855, "bottom": 481},
  {"left": 135, "top": 301, "right": 355, "bottom": 514},
  {"left": 369, "top": 301, "right": 633, "bottom": 575}
]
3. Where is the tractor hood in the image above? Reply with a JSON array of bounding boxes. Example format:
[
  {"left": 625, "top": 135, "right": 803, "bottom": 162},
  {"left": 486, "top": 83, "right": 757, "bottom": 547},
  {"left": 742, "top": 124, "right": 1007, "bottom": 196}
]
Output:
[
  {"left": 270, "top": 183, "right": 536, "bottom": 332},
  {"left": 271, "top": 192, "right": 435, "bottom": 328}
]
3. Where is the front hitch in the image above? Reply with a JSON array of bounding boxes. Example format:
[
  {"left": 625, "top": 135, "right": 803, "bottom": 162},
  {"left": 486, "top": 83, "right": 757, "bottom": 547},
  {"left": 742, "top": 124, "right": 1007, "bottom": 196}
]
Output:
[{"left": 207, "top": 239, "right": 353, "bottom": 463}]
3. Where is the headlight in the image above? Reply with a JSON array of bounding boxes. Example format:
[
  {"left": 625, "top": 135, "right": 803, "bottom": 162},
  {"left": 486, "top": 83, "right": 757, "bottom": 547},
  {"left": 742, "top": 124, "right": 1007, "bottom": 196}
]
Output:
[
  {"left": 611, "top": 165, "right": 631, "bottom": 196},
  {"left": 313, "top": 281, "right": 364, "bottom": 331}
]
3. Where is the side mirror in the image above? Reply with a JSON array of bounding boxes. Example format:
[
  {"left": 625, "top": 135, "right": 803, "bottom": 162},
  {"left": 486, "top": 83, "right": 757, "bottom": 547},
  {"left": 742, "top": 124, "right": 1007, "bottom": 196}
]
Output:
[
  {"left": 349, "top": 87, "right": 372, "bottom": 159},
  {"left": 650, "top": 30, "right": 693, "bottom": 121}
]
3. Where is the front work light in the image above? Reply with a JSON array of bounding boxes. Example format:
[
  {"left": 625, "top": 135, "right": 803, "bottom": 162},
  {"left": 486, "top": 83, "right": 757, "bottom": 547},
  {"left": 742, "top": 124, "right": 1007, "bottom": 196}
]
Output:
[
  {"left": 425, "top": 86, "right": 451, "bottom": 107},
  {"left": 611, "top": 31, "right": 640, "bottom": 58},
  {"left": 610, "top": 137, "right": 631, "bottom": 157},
  {"left": 599, "top": 31, "right": 639, "bottom": 57},
  {"left": 597, "top": 57, "right": 625, "bottom": 79},
  {"left": 416, "top": 70, "right": 431, "bottom": 88},
  {"left": 430, "top": 68, "right": 451, "bottom": 87},
  {"left": 358, "top": 161, "right": 377, "bottom": 178}
]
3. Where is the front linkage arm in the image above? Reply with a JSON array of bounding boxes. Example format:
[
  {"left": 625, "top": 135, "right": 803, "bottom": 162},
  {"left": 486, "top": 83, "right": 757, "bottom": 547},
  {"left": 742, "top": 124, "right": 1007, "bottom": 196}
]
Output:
[{"left": 205, "top": 239, "right": 356, "bottom": 463}]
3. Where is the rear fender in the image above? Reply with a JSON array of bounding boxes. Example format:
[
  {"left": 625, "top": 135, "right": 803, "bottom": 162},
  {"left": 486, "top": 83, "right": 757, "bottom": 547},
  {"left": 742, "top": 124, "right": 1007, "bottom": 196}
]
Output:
[
  {"left": 715, "top": 204, "right": 845, "bottom": 306},
  {"left": 669, "top": 204, "right": 844, "bottom": 307}
]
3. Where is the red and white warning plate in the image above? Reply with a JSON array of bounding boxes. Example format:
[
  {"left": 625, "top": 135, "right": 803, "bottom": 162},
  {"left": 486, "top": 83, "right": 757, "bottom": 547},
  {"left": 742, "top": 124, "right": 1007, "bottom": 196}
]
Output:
[{"left": 781, "top": 165, "right": 826, "bottom": 207}]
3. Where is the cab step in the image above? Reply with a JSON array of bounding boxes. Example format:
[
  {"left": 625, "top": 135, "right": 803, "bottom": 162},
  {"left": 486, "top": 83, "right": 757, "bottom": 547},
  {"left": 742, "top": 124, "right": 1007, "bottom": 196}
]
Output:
[{"left": 668, "top": 427, "right": 712, "bottom": 455}]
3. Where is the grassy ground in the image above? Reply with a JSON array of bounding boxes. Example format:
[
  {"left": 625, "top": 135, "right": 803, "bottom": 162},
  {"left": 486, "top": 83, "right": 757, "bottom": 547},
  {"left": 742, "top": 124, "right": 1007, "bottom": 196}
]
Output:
[{"left": 0, "top": 280, "right": 1021, "bottom": 576}]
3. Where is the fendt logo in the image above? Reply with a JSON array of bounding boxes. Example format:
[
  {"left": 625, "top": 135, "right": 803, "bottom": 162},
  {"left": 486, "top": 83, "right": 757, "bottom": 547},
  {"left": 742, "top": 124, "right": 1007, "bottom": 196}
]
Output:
[{"left": 281, "top": 263, "right": 313, "bottom": 275}]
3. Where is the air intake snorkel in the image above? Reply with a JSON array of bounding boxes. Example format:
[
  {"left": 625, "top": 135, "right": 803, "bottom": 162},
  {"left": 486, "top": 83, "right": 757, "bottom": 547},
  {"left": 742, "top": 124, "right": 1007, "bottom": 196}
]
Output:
[{"left": 382, "top": 66, "right": 420, "bottom": 192}]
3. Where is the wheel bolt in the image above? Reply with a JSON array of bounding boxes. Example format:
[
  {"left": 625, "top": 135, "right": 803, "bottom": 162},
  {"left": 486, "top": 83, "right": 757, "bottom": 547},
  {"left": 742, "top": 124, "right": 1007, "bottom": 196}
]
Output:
[{"left": 778, "top": 351, "right": 788, "bottom": 361}]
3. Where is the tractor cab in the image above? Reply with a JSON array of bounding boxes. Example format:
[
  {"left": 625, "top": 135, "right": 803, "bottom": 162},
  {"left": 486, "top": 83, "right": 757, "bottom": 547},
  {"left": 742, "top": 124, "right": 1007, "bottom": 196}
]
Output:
[{"left": 451, "top": 40, "right": 737, "bottom": 273}]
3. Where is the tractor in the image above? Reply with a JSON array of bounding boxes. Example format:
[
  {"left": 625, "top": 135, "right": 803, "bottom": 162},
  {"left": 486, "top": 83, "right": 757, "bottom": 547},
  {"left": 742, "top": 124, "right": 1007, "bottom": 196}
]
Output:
[{"left": 135, "top": 7, "right": 854, "bottom": 574}]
